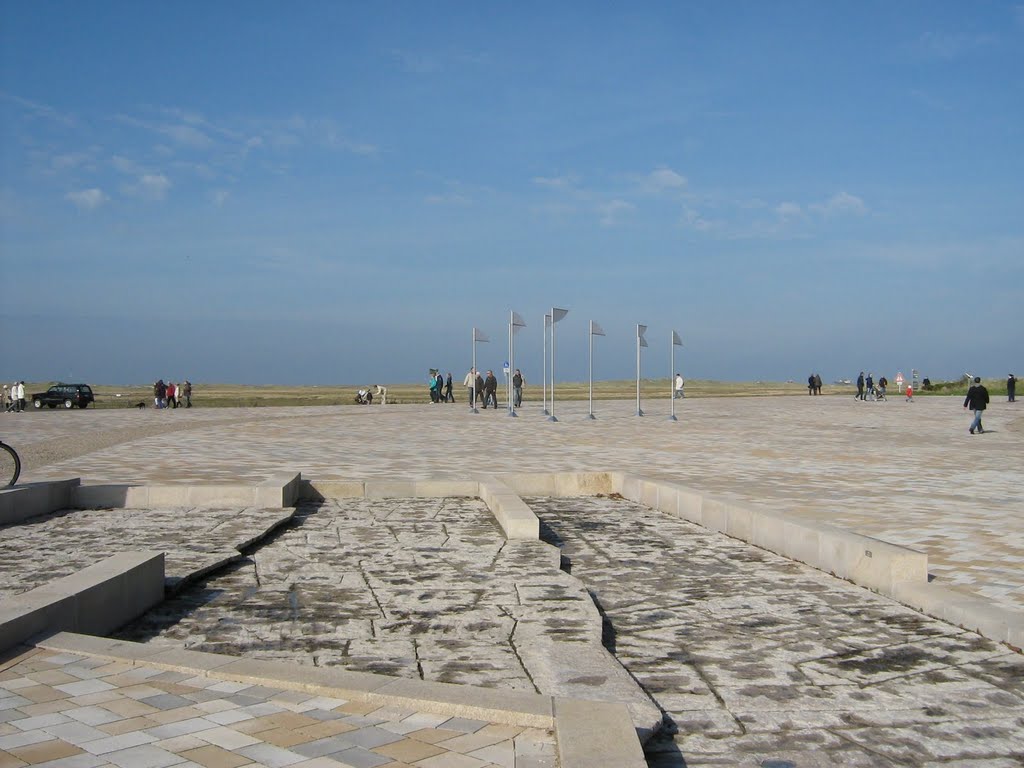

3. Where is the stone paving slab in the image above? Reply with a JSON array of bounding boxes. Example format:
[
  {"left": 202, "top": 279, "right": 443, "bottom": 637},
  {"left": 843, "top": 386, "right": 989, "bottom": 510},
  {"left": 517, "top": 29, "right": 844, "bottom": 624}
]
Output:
[
  {"left": 0, "top": 506, "right": 296, "bottom": 599},
  {"left": 111, "top": 497, "right": 661, "bottom": 736},
  {"left": 528, "top": 495, "right": 1024, "bottom": 766},
  {"left": 0, "top": 645, "right": 557, "bottom": 768},
  {"left": 5, "top": 396, "right": 1021, "bottom": 614}
]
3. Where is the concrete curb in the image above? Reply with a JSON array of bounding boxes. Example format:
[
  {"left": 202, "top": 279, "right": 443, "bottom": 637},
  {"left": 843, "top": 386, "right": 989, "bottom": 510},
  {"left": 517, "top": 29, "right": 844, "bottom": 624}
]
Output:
[
  {"left": 33, "top": 631, "right": 646, "bottom": 767},
  {"left": 0, "top": 553, "right": 164, "bottom": 653},
  {"left": 0, "top": 479, "right": 80, "bottom": 526},
  {"left": 478, "top": 476, "right": 540, "bottom": 539}
]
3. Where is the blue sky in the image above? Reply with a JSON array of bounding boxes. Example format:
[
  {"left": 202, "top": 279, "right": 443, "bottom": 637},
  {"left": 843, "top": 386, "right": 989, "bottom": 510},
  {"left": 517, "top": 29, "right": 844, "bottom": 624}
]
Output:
[{"left": 2, "top": 2, "right": 1021, "bottom": 385}]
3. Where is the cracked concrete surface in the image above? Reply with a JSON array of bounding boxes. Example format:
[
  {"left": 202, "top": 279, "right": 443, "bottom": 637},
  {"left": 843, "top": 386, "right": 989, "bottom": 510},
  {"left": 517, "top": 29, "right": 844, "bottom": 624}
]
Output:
[{"left": 531, "top": 495, "right": 1024, "bottom": 766}]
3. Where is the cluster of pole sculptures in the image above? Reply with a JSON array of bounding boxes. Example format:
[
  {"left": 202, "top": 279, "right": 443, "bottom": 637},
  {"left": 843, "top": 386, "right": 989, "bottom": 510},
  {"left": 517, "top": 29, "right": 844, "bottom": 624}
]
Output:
[{"left": 470, "top": 309, "right": 685, "bottom": 421}]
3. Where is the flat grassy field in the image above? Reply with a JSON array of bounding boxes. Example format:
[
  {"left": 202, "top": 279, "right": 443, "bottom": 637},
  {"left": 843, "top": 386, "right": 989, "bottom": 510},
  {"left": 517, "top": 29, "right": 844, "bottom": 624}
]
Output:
[
  {"left": 71, "top": 379, "right": 857, "bottom": 408},
  {"left": 16, "top": 377, "right": 1003, "bottom": 409}
]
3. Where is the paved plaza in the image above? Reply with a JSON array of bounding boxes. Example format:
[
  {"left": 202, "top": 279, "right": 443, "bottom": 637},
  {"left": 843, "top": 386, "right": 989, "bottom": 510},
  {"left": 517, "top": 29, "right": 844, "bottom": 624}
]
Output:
[
  {"left": 7, "top": 395, "right": 1023, "bottom": 613},
  {"left": 0, "top": 395, "right": 1022, "bottom": 765}
]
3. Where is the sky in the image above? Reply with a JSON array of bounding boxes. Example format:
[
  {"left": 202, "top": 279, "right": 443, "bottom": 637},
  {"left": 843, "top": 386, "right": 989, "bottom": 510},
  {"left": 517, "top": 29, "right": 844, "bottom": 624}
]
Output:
[{"left": 1, "top": 2, "right": 1022, "bottom": 386}]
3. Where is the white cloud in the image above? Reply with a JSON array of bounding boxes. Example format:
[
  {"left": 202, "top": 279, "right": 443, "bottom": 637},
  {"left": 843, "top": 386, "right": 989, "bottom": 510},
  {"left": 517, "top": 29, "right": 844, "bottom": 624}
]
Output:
[
  {"left": 681, "top": 206, "right": 715, "bottom": 231},
  {"left": 124, "top": 173, "right": 171, "bottom": 201},
  {"left": 811, "top": 191, "right": 867, "bottom": 217},
  {"left": 646, "top": 167, "right": 687, "bottom": 191},
  {"left": 775, "top": 201, "right": 802, "bottom": 218},
  {"left": 425, "top": 193, "right": 471, "bottom": 206},
  {"left": 598, "top": 199, "right": 635, "bottom": 227},
  {"left": 66, "top": 188, "right": 108, "bottom": 210},
  {"left": 913, "top": 31, "right": 994, "bottom": 60},
  {"left": 533, "top": 175, "right": 578, "bottom": 190},
  {"left": 210, "top": 189, "right": 229, "bottom": 207}
]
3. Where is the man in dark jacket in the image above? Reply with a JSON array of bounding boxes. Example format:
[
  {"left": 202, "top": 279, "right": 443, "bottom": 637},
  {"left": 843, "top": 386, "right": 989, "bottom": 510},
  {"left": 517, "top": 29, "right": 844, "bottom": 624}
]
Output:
[
  {"left": 856, "top": 372, "right": 865, "bottom": 400},
  {"left": 484, "top": 370, "right": 498, "bottom": 409},
  {"left": 964, "top": 377, "right": 990, "bottom": 434},
  {"left": 1008, "top": 374, "right": 1016, "bottom": 403}
]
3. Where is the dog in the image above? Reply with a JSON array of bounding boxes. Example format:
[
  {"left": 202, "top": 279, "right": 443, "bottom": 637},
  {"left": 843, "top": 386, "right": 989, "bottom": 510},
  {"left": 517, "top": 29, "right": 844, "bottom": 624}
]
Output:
[{"left": 134, "top": 400, "right": 147, "bottom": 409}]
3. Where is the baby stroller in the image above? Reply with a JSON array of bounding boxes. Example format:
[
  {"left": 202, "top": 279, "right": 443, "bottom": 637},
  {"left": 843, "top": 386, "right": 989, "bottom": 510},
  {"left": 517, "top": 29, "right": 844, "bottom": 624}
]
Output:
[
  {"left": 354, "top": 389, "right": 374, "bottom": 405},
  {"left": 873, "top": 378, "right": 888, "bottom": 401}
]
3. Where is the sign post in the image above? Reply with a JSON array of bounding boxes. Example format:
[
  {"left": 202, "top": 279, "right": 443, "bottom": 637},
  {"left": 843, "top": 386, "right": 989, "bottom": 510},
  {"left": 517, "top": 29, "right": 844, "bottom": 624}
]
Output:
[{"left": 542, "top": 314, "right": 550, "bottom": 416}]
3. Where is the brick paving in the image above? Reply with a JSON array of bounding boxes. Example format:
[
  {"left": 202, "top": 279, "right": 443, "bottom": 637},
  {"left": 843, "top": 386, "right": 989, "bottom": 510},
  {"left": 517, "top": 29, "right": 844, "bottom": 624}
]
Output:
[{"left": 0, "top": 647, "right": 556, "bottom": 768}]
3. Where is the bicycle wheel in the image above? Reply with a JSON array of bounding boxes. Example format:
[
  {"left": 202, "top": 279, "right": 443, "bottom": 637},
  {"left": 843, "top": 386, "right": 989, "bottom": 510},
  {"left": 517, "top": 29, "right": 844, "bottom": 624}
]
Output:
[{"left": 0, "top": 442, "right": 20, "bottom": 487}]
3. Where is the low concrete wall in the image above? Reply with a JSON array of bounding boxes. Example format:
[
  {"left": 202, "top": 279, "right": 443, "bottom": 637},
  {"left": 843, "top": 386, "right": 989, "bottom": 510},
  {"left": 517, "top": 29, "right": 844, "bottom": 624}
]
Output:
[
  {"left": 0, "top": 552, "right": 164, "bottom": 653},
  {"left": 893, "top": 580, "right": 1024, "bottom": 650},
  {"left": 478, "top": 477, "right": 540, "bottom": 539},
  {"left": 0, "top": 479, "right": 80, "bottom": 526},
  {"left": 612, "top": 473, "right": 929, "bottom": 596},
  {"left": 72, "top": 474, "right": 303, "bottom": 509}
]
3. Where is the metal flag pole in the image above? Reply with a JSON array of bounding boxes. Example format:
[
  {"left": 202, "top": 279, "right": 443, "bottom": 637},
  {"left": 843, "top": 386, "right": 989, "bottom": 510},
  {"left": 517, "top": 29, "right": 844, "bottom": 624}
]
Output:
[
  {"left": 588, "top": 320, "right": 605, "bottom": 419},
  {"left": 542, "top": 314, "right": 550, "bottom": 416},
  {"left": 669, "top": 330, "right": 683, "bottom": 421},
  {"left": 471, "top": 327, "right": 489, "bottom": 414},
  {"left": 636, "top": 324, "right": 647, "bottom": 416},
  {"left": 508, "top": 311, "right": 526, "bottom": 417},
  {"left": 548, "top": 308, "right": 568, "bottom": 422}
]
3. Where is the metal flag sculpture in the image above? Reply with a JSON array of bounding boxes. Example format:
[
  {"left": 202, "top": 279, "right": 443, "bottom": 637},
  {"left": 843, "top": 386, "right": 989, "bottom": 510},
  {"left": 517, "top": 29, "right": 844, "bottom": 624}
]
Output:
[
  {"left": 507, "top": 311, "right": 526, "bottom": 416},
  {"left": 670, "top": 329, "right": 683, "bottom": 421},
  {"left": 588, "top": 320, "right": 605, "bottom": 419},
  {"left": 636, "top": 324, "right": 648, "bottom": 416},
  {"left": 471, "top": 327, "right": 489, "bottom": 414},
  {"left": 548, "top": 308, "right": 569, "bottom": 422}
]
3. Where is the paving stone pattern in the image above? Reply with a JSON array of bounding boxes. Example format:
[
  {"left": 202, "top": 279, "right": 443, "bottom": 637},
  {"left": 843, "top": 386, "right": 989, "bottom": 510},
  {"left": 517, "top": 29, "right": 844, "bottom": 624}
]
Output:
[
  {"left": 116, "top": 498, "right": 599, "bottom": 694},
  {"left": 0, "top": 647, "right": 556, "bottom": 768},
  {"left": 0, "top": 506, "right": 295, "bottom": 599},
  {"left": 9, "top": 397, "right": 1023, "bottom": 614},
  {"left": 529, "top": 495, "right": 1024, "bottom": 767}
]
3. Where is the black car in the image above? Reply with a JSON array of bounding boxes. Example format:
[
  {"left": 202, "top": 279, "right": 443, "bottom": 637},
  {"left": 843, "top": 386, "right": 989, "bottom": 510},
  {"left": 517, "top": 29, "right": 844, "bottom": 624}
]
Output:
[{"left": 31, "top": 383, "right": 95, "bottom": 409}]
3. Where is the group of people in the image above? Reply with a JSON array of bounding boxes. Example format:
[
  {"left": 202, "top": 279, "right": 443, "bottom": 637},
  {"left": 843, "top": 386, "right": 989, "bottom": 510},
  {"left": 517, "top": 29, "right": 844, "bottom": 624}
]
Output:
[
  {"left": 459, "top": 367, "right": 526, "bottom": 409},
  {"left": 806, "top": 373, "right": 823, "bottom": 395},
  {"left": 3, "top": 382, "right": 26, "bottom": 412},
  {"left": 429, "top": 371, "right": 455, "bottom": 403},
  {"left": 855, "top": 372, "right": 900, "bottom": 401},
  {"left": 153, "top": 379, "right": 192, "bottom": 409}
]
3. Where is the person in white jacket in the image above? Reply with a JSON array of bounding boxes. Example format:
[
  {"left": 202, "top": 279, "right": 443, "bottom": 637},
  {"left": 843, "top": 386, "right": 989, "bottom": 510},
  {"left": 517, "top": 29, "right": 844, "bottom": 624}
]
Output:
[
  {"left": 463, "top": 368, "right": 477, "bottom": 407},
  {"left": 674, "top": 374, "right": 685, "bottom": 399}
]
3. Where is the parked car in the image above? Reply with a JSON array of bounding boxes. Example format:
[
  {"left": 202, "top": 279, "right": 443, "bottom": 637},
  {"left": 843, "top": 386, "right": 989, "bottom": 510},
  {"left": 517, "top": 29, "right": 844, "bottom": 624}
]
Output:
[{"left": 31, "top": 383, "right": 95, "bottom": 409}]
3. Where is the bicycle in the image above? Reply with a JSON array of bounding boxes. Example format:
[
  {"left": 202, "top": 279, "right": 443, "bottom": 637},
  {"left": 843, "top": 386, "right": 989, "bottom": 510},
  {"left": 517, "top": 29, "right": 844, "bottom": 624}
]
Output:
[{"left": 1, "top": 440, "right": 20, "bottom": 487}]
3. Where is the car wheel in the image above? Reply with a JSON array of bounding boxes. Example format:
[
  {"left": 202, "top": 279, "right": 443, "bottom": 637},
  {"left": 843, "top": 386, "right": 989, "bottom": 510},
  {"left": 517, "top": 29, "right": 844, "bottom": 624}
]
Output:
[
  {"left": 33, "top": 399, "right": 43, "bottom": 409},
  {"left": 63, "top": 399, "right": 73, "bottom": 409}
]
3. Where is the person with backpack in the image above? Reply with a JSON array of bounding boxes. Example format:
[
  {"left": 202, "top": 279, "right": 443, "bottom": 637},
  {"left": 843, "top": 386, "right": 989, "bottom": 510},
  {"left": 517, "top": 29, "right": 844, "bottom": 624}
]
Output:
[{"left": 964, "top": 377, "right": 990, "bottom": 434}]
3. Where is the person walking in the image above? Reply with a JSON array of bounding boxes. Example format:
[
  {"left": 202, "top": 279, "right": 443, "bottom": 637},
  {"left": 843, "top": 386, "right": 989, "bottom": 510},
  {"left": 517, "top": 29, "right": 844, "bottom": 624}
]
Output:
[
  {"left": 475, "top": 371, "right": 486, "bottom": 408},
  {"left": 15, "top": 381, "right": 26, "bottom": 412},
  {"left": 167, "top": 381, "right": 177, "bottom": 409},
  {"left": 444, "top": 373, "right": 454, "bottom": 403},
  {"left": 182, "top": 380, "right": 192, "bottom": 408},
  {"left": 1008, "top": 374, "right": 1016, "bottom": 403},
  {"left": 856, "top": 372, "right": 865, "bottom": 400},
  {"left": 484, "top": 370, "right": 498, "bottom": 409},
  {"left": 463, "top": 368, "right": 477, "bottom": 407},
  {"left": 964, "top": 377, "right": 990, "bottom": 434},
  {"left": 512, "top": 369, "right": 525, "bottom": 408},
  {"left": 813, "top": 373, "right": 822, "bottom": 395},
  {"left": 675, "top": 373, "right": 685, "bottom": 399}
]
